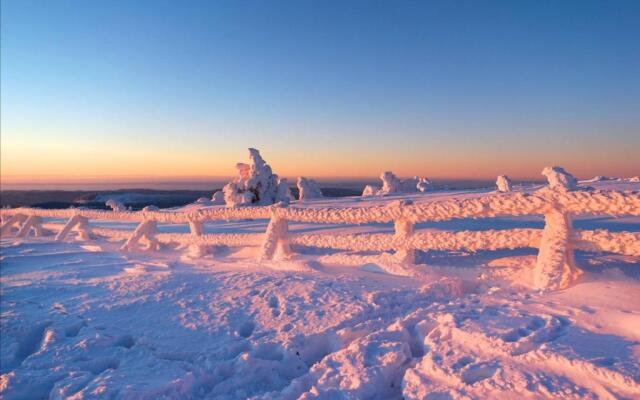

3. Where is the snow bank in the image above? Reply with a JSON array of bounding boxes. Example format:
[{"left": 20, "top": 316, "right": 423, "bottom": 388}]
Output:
[
  {"left": 297, "top": 177, "right": 323, "bottom": 200},
  {"left": 222, "top": 148, "right": 290, "bottom": 207},
  {"left": 542, "top": 166, "right": 577, "bottom": 190},
  {"left": 496, "top": 175, "right": 513, "bottom": 192}
]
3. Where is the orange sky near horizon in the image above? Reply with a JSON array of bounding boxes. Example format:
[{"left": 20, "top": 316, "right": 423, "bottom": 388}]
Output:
[{"left": 2, "top": 141, "right": 638, "bottom": 183}]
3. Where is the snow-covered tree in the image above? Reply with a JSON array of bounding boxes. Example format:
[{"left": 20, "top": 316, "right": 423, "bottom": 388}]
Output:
[
  {"left": 276, "top": 178, "right": 294, "bottom": 204},
  {"left": 297, "top": 177, "right": 323, "bottom": 200},
  {"left": 211, "top": 191, "right": 225, "bottom": 205},
  {"left": 416, "top": 178, "right": 434, "bottom": 192},
  {"left": 105, "top": 199, "right": 125, "bottom": 212},
  {"left": 362, "top": 185, "right": 380, "bottom": 197},
  {"left": 496, "top": 175, "right": 513, "bottom": 192},
  {"left": 542, "top": 166, "right": 577, "bottom": 190},
  {"left": 222, "top": 148, "right": 284, "bottom": 207},
  {"left": 367, "top": 171, "right": 432, "bottom": 196}
]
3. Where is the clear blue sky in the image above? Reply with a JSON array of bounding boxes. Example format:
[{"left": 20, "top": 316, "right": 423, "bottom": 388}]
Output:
[{"left": 2, "top": 0, "right": 639, "bottom": 180}]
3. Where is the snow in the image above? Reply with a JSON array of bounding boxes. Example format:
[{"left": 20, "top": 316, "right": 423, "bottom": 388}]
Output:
[
  {"left": 496, "top": 175, "right": 512, "bottom": 192},
  {"left": 542, "top": 166, "right": 578, "bottom": 190},
  {"left": 361, "top": 185, "right": 379, "bottom": 197},
  {"left": 105, "top": 199, "right": 125, "bottom": 212},
  {"left": 222, "top": 148, "right": 287, "bottom": 207},
  {"left": 1, "top": 180, "right": 639, "bottom": 399},
  {"left": 297, "top": 178, "right": 323, "bottom": 201},
  {"left": 367, "top": 171, "right": 433, "bottom": 196}
]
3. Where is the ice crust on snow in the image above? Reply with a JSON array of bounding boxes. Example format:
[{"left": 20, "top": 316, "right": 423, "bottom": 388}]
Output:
[
  {"left": 496, "top": 175, "right": 513, "bottom": 192},
  {"left": 297, "top": 177, "right": 323, "bottom": 200}
]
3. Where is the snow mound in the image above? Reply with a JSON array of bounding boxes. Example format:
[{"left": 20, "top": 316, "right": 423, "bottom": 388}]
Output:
[
  {"left": 542, "top": 166, "right": 577, "bottom": 190},
  {"left": 297, "top": 177, "right": 323, "bottom": 201}
]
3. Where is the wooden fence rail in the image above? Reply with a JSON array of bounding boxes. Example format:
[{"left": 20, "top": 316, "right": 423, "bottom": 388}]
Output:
[{"left": 2, "top": 187, "right": 639, "bottom": 290}]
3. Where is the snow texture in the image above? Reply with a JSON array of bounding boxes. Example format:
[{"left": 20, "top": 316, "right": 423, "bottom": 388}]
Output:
[
  {"left": 1, "top": 180, "right": 639, "bottom": 399},
  {"left": 297, "top": 178, "right": 323, "bottom": 201}
]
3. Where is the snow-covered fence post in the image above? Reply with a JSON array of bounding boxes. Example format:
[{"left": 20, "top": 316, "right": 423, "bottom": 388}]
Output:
[
  {"left": 258, "top": 202, "right": 291, "bottom": 262},
  {"left": 16, "top": 216, "right": 44, "bottom": 238},
  {"left": 0, "top": 214, "right": 27, "bottom": 236},
  {"left": 56, "top": 215, "right": 92, "bottom": 241},
  {"left": 392, "top": 199, "right": 416, "bottom": 265},
  {"left": 534, "top": 167, "right": 582, "bottom": 290},
  {"left": 187, "top": 219, "right": 208, "bottom": 257},
  {"left": 121, "top": 220, "right": 160, "bottom": 251}
]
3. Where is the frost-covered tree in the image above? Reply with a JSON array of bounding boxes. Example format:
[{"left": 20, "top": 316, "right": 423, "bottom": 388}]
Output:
[
  {"left": 379, "top": 171, "right": 402, "bottom": 195},
  {"left": 222, "top": 148, "right": 284, "bottom": 207},
  {"left": 276, "top": 178, "right": 294, "bottom": 204},
  {"left": 542, "top": 166, "right": 577, "bottom": 190},
  {"left": 211, "top": 191, "right": 225, "bottom": 205},
  {"left": 372, "top": 171, "right": 431, "bottom": 196},
  {"left": 105, "top": 199, "right": 125, "bottom": 212},
  {"left": 297, "top": 177, "right": 323, "bottom": 200},
  {"left": 362, "top": 185, "right": 380, "bottom": 197},
  {"left": 496, "top": 175, "right": 513, "bottom": 192},
  {"left": 416, "top": 178, "right": 433, "bottom": 192}
]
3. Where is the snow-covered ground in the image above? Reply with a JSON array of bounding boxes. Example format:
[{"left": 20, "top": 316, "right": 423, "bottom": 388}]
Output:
[{"left": 1, "top": 180, "right": 639, "bottom": 399}]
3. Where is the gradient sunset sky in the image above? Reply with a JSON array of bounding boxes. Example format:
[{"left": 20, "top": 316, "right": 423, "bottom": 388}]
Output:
[{"left": 1, "top": 0, "right": 639, "bottom": 183}]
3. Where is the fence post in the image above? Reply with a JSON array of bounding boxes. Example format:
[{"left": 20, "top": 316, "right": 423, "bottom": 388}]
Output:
[
  {"left": 56, "top": 215, "right": 92, "bottom": 241},
  {"left": 534, "top": 208, "right": 581, "bottom": 290},
  {"left": 1, "top": 214, "right": 27, "bottom": 236},
  {"left": 187, "top": 219, "right": 208, "bottom": 257},
  {"left": 121, "top": 220, "right": 160, "bottom": 251},
  {"left": 258, "top": 202, "right": 291, "bottom": 262},
  {"left": 393, "top": 200, "right": 416, "bottom": 264},
  {"left": 16, "top": 216, "right": 44, "bottom": 238}
]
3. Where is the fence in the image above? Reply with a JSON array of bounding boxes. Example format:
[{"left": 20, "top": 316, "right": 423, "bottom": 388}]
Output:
[{"left": 1, "top": 187, "right": 639, "bottom": 290}]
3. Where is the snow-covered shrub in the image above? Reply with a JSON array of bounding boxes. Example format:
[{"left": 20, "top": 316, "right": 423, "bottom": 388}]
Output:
[
  {"left": 496, "top": 175, "right": 513, "bottom": 192},
  {"left": 222, "top": 148, "right": 282, "bottom": 207},
  {"left": 105, "top": 199, "right": 125, "bottom": 212},
  {"left": 362, "top": 185, "right": 380, "bottom": 197},
  {"left": 211, "top": 191, "right": 225, "bottom": 205},
  {"left": 276, "top": 178, "right": 294, "bottom": 204},
  {"left": 297, "top": 177, "right": 323, "bottom": 200},
  {"left": 416, "top": 178, "right": 433, "bottom": 192},
  {"left": 371, "top": 171, "right": 432, "bottom": 195},
  {"left": 379, "top": 171, "right": 402, "bottom": 195},
  {"left": 542, "top": 166, "right": 577, "bottom": 190}
]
